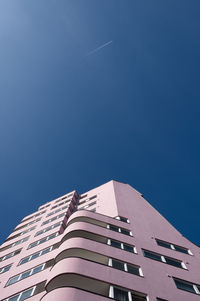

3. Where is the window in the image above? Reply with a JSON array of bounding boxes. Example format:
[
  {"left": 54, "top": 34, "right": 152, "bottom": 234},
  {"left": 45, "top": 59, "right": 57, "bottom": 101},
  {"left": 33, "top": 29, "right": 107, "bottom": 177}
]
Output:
[
  {"left": 107, "top": 225, "right": 132, "bottom": 236},
  {"left": 22, "top": 211, "right": 46, "bottom": 223},
  {"left": 0, "top": 264, "right": 12, "bottom": 274},
  {"left": 35, "top": 222, "right": 61, "bottom": 236},
  {"left": 39, "top": 204, "right": 50, "bottom": 210},
  {"left": 0, "top": 237, "right": 29, "bottom": 253},
  {"left": 78, "top": 195, "right": 97, "bottom": 206},
  {"left": 111, "top": 259, "right": 124, "bottom": 271},
  {"left": 51, "top": 199, "right": 71, "bottom": 210},
  {"left": 174, "top": 278, "right": 200, "bottom": 294},
  {"left": 5, "top": 227, "right": 36, "bottom": 243},
  {"left": 79, "top": 194, "right": 87, "bottom": 199},
  {"left": 13, "top": 218, "right": 41, "bottom": 233},
  {"left": 143, "top": 250, "right": 162, "bottom": 262},
  {"left": 28, "top": 232, "right": 58, "bottom": 249},
  {"left": 55, "top": 193, "right": 73, "bottom": 203},
  {"left": 0, "top": 249, "right": 21, "bottom": 262},
  {"left": 3, "top": 287, "right": 35, "bottom": 301},
  {"left": 113, "top": 287, "right": 129, "bottom": 301},
  {"left": 109, "top": 286, "right": 147, "bottom": 301},
  {"left": 47, "top": 205, "right": 68, "bottom": 217},
  {"left": 7, "top": 262, "right": 50, "bottom": 286},
  {"left": 108, "top": 239, "right": 136, "bottom": 253},
  {"left": 79, "top": 201, "right": 97, "bottom": 210},
  {"left": 42, "top": 213, "right": 65, "bottom": 226},
  {"left": 19, "top": 246, "right": 53, "bottom": 265},
  {"left": 109, "top": 259, "right": 141, "bottom": 276},
  {"left": 143, "top": 249, "right": 186, "bottom": 269},
  {"left": 115, "top": 216, "right": 130, "bottom": 223},
  {"left": 156, "top": 239, "right": 191, "bottom": 255}
]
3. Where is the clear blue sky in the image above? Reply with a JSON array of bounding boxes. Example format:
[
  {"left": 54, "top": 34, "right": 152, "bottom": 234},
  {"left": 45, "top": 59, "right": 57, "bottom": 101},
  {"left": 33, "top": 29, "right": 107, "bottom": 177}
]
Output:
[{"left": 0, "top": 0, "right": 200, "bottom": 245}]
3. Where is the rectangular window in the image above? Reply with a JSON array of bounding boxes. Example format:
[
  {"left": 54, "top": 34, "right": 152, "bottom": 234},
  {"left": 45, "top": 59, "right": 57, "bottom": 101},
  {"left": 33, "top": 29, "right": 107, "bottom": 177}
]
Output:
[
  {"left": 82, "top": 201, "right": 97, "bottom": 209},
  {"left": 109, "top": 240, "right": 135, "bottom": 254},
  {"left": 156, "top": 239, "right": 190, "bottom": 255},
  {"left": 109, "top": 259, "right": 141, "bottom": 276},
  {"left": 112, "top": 259, "right": 124, "bottom": 271},
  {"left": 110, "top": 240, "right": 121, "bottom": 249},
  {"left": 42, "top": 213, "right": 65, "bottom": 226},
  {"left": 123, "top": 244, "right": 134, "bottom": 253},
  {"left": 13, "top": 218, "right": 41, "bottom": 233},
  {"left": 7, "top": 262, "right": 50, "bottom": 286},
  {"left": 174, "top": 278, "right": 197, "bottom": 294},
  {"left": 107, "top": 225, "right": 131, "bottom": 236},
  {"left": 143, "top": 250, "right": 162, "bottom": 262},
  {"left": 0, "top": 264, "right": 12, "bottom": 274},
  {"left": 164, "top": 257, "right": 182, "bottom": 268},
  {"left": 113, "top": 287, "right": 129, "bottom": 301},
  {"left": 28, "top": 233, "right": 58, "bottom": 249},
  {"left": 51, "top": 199, "right": 71, "bottom": 210},
  {"left": 109, "top": 225, "right": 119, "bottom": 232},
  {"left": 157, "top": 240, "right": 171, "bottom": 249},
  {"left": 3, "top": 283, "right": 42, "bottom": 301},
  {"left": 126, "top": 264, "right": 140, "bottom": 276},
  {"left": 0, "top": 237, "right": 29, "bottom": 253},
  {"left": 0, "top": 249, "right": 21, "bottom": 262},
  {"left": 55, "top": 193, "right": 73, "bottom": 203},
  {"left": 35, "top": 222, "right": 61, "bottom": 236},
  {"left": 143, "top": 249, "right": 185, "bottom": 269},
  {"left": 115, "top": 216, "right": 129, "bottom": 223},
  {"left": 47, "top": 205, "right": 68, "bottom": 217},
  {"left": 19, "top": 246, "right": 53, "bottom": 265},
  {"left": 5, "top": 227, "right": 35, "bottom": 243},
  {"left": 110, "top": 286, "right": 147, "bottom": 301}
]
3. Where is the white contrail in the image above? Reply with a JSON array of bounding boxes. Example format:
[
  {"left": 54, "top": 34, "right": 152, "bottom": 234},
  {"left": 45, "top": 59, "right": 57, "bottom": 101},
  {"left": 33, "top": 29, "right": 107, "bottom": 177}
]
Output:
[{"left": 87, "top": 40, "right": 113, "bottom": 56}]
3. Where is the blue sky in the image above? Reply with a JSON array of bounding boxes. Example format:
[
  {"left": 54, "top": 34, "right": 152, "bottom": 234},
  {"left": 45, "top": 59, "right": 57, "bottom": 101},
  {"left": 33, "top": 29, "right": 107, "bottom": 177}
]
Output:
[{"left": 0, "top": 0, "right": 200, "bottom": 245}]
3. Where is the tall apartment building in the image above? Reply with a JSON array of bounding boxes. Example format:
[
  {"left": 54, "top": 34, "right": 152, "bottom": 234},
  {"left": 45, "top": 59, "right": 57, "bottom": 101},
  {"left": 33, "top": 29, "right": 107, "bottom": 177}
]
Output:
[{"left": 0, "top": 180, "right": 199, "bottom": 301}]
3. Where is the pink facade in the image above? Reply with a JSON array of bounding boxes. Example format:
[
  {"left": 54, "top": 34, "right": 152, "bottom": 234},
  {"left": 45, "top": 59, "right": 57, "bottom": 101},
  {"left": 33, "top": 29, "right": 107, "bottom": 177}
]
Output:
[{"left": 0, "top": 180, "right": 200, "bottom": 301}]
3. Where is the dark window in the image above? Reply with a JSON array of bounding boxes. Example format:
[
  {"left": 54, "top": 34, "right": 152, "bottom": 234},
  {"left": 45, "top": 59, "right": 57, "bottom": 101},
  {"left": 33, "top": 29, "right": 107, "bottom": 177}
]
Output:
[
  {"left": 113, "top": 287, "right": 129, "bottom": 301},
  {"left": 120, "top": 229, "right": 130, "bottom": 236},
  {"left": 165, "top": 257, "right": 182, "bottom": 268},
  {"left": 110, "top": 240, "right": 121, "bottom": 249},
  {"left": 157, "top": 240, "right": 171, "bottom": 249},
  {"left": 131, "top": 294, "right": 146, "bottom": 301},
  {"left": 123, "top": 244, "right": 134, "bottom": 253},
  {"left": 119, "top": 217, "right": 128, "bottom": 223},
  {"left": 89, "top": 195, "right": 97, "bottom": 200},
  {"left": 112, "top": 259, "right": 124, "bottom": 271},
  {"left": 174, "top": 245, "right": 188, "bottom": 254},
  {"left": 143, "top": 250, "right": 162, "bottom": 262},
  {"left": 110, "top": 225, "right": 119, "bottom": 232},
  {"left": 127, "top": 264, "right": 140, "bottom": 276},
  {"left": 174, "top": 279, "right": 196, "bottom": 293}
]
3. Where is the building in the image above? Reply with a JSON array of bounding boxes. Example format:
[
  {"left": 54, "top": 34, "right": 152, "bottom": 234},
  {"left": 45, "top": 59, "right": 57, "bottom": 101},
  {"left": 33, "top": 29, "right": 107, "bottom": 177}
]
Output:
[{"left": 0, "top": 180, "right": 199, "bottom": 301}]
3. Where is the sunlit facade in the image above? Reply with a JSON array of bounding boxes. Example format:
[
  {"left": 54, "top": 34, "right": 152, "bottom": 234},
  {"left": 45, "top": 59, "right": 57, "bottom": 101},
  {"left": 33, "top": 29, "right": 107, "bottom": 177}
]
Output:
[{"left": 0, "top": 180, "right": 199, "bottom": 301}]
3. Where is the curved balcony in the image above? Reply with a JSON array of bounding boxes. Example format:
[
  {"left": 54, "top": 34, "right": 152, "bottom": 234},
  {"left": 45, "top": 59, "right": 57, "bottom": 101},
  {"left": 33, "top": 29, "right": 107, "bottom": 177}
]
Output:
[
  {"left": 45, "top": 257, "right": 145, "bottom": 295},
  {"left": 68, "top": 210, "right": 130, "bottom": 229},
  {"left": 54, "top": 237, "right": 138, "bottom": 266},
  {"left": 61, "top": 221, "right": 134, "bottom": 247},
  {"left": 41, "top": 287, "right": 111, "bottom": 301}
]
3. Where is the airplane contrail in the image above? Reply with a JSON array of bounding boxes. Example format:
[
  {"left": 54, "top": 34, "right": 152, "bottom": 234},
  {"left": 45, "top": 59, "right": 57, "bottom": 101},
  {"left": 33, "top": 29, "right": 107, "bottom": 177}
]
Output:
[{"left": 87, "top": 40, "right": 113, "bottom": 56}]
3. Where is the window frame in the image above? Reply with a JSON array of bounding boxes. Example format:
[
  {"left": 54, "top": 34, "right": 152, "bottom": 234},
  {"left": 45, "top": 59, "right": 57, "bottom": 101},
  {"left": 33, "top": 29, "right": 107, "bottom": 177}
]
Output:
[
  {"left": 6, "top": 263, "right": 46, "bottom": 286},
  {"left": 108, "top": 258, "right": 142, "bottom": 276},
  {"left": 156, "top": 239, "right": 192, "bottom": 255},
  {"left": 19, "top": 246, "right": 53, "bottom": 265},
  {"left": 143, "top": 249, "right": 187, "bottom": 269}
]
